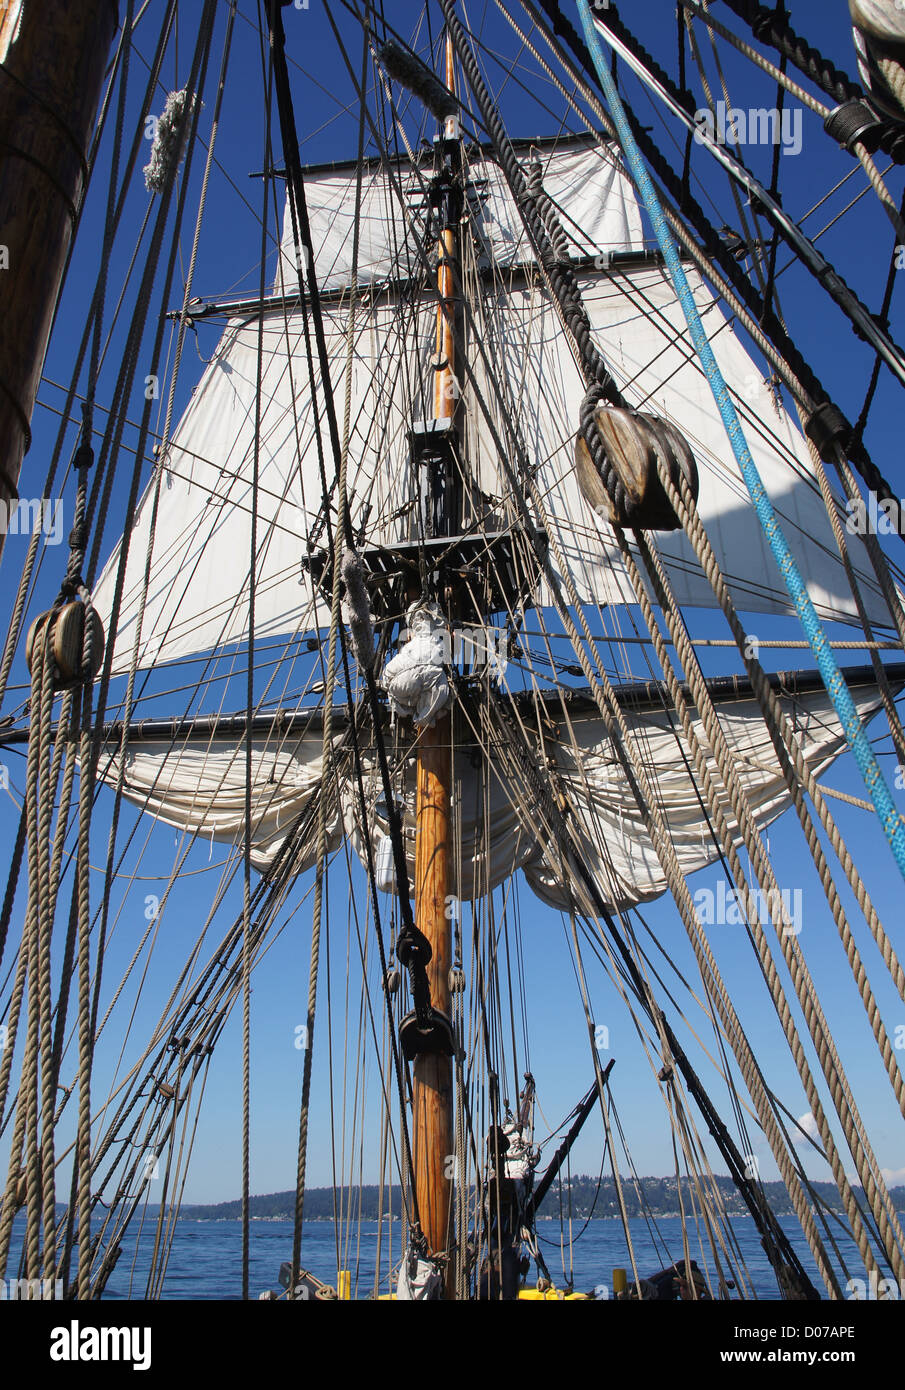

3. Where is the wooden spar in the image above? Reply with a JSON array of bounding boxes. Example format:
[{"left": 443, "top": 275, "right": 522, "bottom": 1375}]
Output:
[
  {"left": 0, "top": 1, "right": 119, "bottom": 557},
  {"left": 411, "top": 29, "right": 458, "bottom": 1280}
]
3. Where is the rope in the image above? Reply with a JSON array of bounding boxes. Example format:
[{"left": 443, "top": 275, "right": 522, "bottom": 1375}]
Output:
[
  {"left": 437, "top": 334, "right": 836, "bottom": 1290},
  {"left": 528, "top": 0, "right": 905, "bottom": 524},
  {"left": 479, "top": 689, "right": 818, "bottom": 1295},
  {"left": 578, "top": 0, "right": 905, "bottom": 888},
  {"left": 717, "top": 0, "right": 897, "bottom": 119},
  {"left": 629, "top": 526, "right": 904, "bottom": 1282},
  {"left": 680, "top": 0, "right": 905, "bottom": 242}
]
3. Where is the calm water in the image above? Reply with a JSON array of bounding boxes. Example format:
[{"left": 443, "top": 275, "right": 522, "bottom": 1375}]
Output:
[{"left": 9, "top": 1212, "right": 863, "bottom": 1300}]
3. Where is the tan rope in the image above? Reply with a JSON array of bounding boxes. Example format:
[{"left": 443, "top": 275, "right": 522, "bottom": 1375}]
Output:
[
  {"left": 625, "top": 524, "right": 901, "bottom": 1282},
  {"left": 489, "top": 456, "right": 842, "bottom": 1292},
  {"left": 651, "top": 464, "right": 905, "bottom": 1270}
]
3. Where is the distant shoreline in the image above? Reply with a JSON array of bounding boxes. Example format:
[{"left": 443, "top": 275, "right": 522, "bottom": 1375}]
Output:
[{"left": 167, "top": 1176, "right": 904, "bottom": 1224}]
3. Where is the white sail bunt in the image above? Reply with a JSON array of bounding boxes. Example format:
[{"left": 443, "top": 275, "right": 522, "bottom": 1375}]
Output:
[
  {"left": 92, "top": 136, "right": 895, "bottom": 678},
  {"left": 102, "top": 677, "right": 892, "bottom": 912},
  {"left": 101, "top": 730, "right": 343, "bottom": 873},
  {"left": 522, "top": 679, "right": 891, "bottom": 912}
]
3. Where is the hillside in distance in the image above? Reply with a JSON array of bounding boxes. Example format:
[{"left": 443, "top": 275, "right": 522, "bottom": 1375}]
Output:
[{"left": 175, "top": 1175, "right": 905, "bottom": 1222}]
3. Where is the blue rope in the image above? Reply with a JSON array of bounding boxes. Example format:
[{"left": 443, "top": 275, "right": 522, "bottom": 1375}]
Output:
[{"left": 575, "top": 0, "right": 905, "bottom": 880}]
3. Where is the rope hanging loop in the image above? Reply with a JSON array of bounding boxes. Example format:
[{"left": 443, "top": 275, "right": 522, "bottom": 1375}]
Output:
[
  {"left": 25, "top": 600, "right": 104, "bottom": 690},
  {"left": 576, "top": 396, "right": 699, "bottom": 531}
]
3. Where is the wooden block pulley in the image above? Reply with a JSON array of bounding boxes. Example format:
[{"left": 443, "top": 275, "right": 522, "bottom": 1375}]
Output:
[{"left": 25, "top": 601, "right": 105, "bottom": 690}]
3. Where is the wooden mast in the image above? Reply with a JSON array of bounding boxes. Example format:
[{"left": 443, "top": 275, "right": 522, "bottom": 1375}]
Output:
[
  {"left": 0, "top": 0, "right": 119, "bottom": 558},
  {"left": 411, "top": 28, "right": 459, "bottom": 1283}
]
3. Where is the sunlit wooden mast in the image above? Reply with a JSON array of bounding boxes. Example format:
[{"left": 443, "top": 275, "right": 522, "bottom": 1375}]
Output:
[{"left": 411, "top": 25, "right": 460, "bottom": 1284}]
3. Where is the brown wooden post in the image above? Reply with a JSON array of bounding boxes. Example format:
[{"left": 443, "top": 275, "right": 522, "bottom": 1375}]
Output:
[
  {"left": 0, "top": 0, "right": 119, "bottom": 557},
  {"left": 411, "top": 30, "right": 458, "bottom": 1285}
]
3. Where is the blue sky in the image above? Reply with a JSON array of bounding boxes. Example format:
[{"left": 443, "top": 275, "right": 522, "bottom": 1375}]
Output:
[{"left": 1, "top": 0, "right": 904, "bottom": 1221}]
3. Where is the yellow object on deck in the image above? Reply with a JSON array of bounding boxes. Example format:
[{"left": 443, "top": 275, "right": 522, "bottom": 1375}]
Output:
[
  {"left": 337, "top": 1270, "right": 351, "bottom": 1301},
  {"left": 613, "top": 1267, "right": 627, "bottom": 1295},
  {"left": 518, "top": 1287, "right": 589, "bottom": 1300}
]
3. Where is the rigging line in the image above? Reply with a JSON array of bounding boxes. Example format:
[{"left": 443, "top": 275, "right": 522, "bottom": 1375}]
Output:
[
  {"left": 275, "top": 0, "right": 425, "bottom": 1266},
  {"left": 681, "top": 0, "right": 826, "bottom": 116},
  {"left": 483, "top": 13, "right": 900, "bottom": 633},
  {"left": 239, "top": 0, "right": 272, "bottom": 1304},
  {"left": 579, "top": 1, "right": 905, "bottom": 890},
  {"left": 574, "top": 906, "right": 762, "bottom": 1145},
  {"left": 602, "top": 269, "right": 843, "bottom": 506},
  {"left": 682, "top": 6, "right": 770, "bottom": 306},
  {"left": 716, "top": 0, "right": 904, "bottom": 163},
  {"left": 462, "top": 19, "right": 586, "bottom": 138},
  {"left": 87, "top": 828, "right": 319, "bottom": 1178},
  {"left": 125, "top": 4, "right": 289, "bottom": 252},
  {"left": 82, "top": 3, "right": 219, "bottom": 1300},
  {"left": 624, "top": 524, "right": 905, "bottom": 1276},
  {"left": 0, "top": 4, "right": 178, "bottom": 715},
  {"left": 92, "top": 0, "right": 239, "bottom": 1121},
  {"left": 40, "top": 637, "right": 321, "bottom": 1015},
  {"left": 475, "top": 690, "right": 780, "bottom": 1273},
  {"left": 434, "top": 199, "right": 833, "bottom": 1305},
  {"left": 82, "top": 842, "right": 320, "bottom": 1269},
  {"left": 518, "top": 631, "right": 900, "bottom": 651},
  {"left": 46, "top": 501, "right": 300, "bottom": 1185},
  {"left": 767, "top": 171, "right": 899, "bottom": 284},
  {"left": 525, "top": 0, "right": 903, "bottom": 527},
  {"left": 608, "top": 262, "right": 905, "bottom": 658},
  {"left": 853, "top": 187, "right": 905, "bottom": 447},
  {"left": 701, "top": 0, "right": 782, "bottom": 333},
  {"left": 495, "top": 253, "right": 833, "bottom": 545},
  {"left": 584, "top": 9, "right": 905, "bottom": 395}
]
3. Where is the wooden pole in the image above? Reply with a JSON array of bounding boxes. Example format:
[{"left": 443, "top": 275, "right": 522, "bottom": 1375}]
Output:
[
  {"left": 0, "top": 0, "right": 119, "bottom": 558},
  {"left": 411, "top": 30, "right": 458, "bottom": 1282}
]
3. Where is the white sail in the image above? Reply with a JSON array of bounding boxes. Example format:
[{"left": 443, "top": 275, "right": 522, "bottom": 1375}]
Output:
[
  {"left": 523, "top": 678, "right": 891, "bottom": 912},
  {"left": 91, "top": 296, "right": 433, "bottom": 675},
  {"left": 276, "top": 141, "right": 645, "bottom": 290},
  {"left": 92, "top": 136, "right": 895, "bottom": 676},
  {"left": 478, "top": 265, "right": 894, "bottom": 624},
  {"left": 102, "top": 726, "right": 342, "bottom": 873},
  {"left": 101, "top": 678, "right": 891, "bottom": 909}
]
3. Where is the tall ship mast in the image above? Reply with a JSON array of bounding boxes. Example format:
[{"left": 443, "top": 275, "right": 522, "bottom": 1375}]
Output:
[{"left": 1, "top": 0, "right": 905, "bottom": 1316}]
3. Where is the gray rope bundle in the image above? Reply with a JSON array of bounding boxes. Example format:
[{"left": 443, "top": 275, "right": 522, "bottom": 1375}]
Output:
[{"left": 143, "top": 89, "right": 195, "bottom": 194}]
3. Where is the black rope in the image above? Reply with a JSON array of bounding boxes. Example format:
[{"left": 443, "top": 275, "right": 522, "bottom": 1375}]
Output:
[
  {"left": 719, "top": 0, "right": 905, "bottom": 162},
  {"left": 534, "top": 0, "right": 903, "bottom": 522},
  {"left": 484, "top": 689, "right": 819, "bottom": 1299}
]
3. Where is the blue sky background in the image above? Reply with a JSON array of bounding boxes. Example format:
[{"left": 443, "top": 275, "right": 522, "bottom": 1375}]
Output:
[{"left": 1, "top": 0, "right": 904, "bottom": 1217}]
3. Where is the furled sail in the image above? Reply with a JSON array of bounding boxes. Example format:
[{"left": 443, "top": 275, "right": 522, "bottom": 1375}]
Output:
[
  {"left": 92, "top": 136, "right": 895, "bottom": 677},
  {"left": 101, "top": 675, "right": 893, "bottom": 910},
  {"left": 522, "top": 677, "right": 892, "bottom": 912},
  {"left": 101, "top": 728, "right": 343, "bottom": 872}
]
